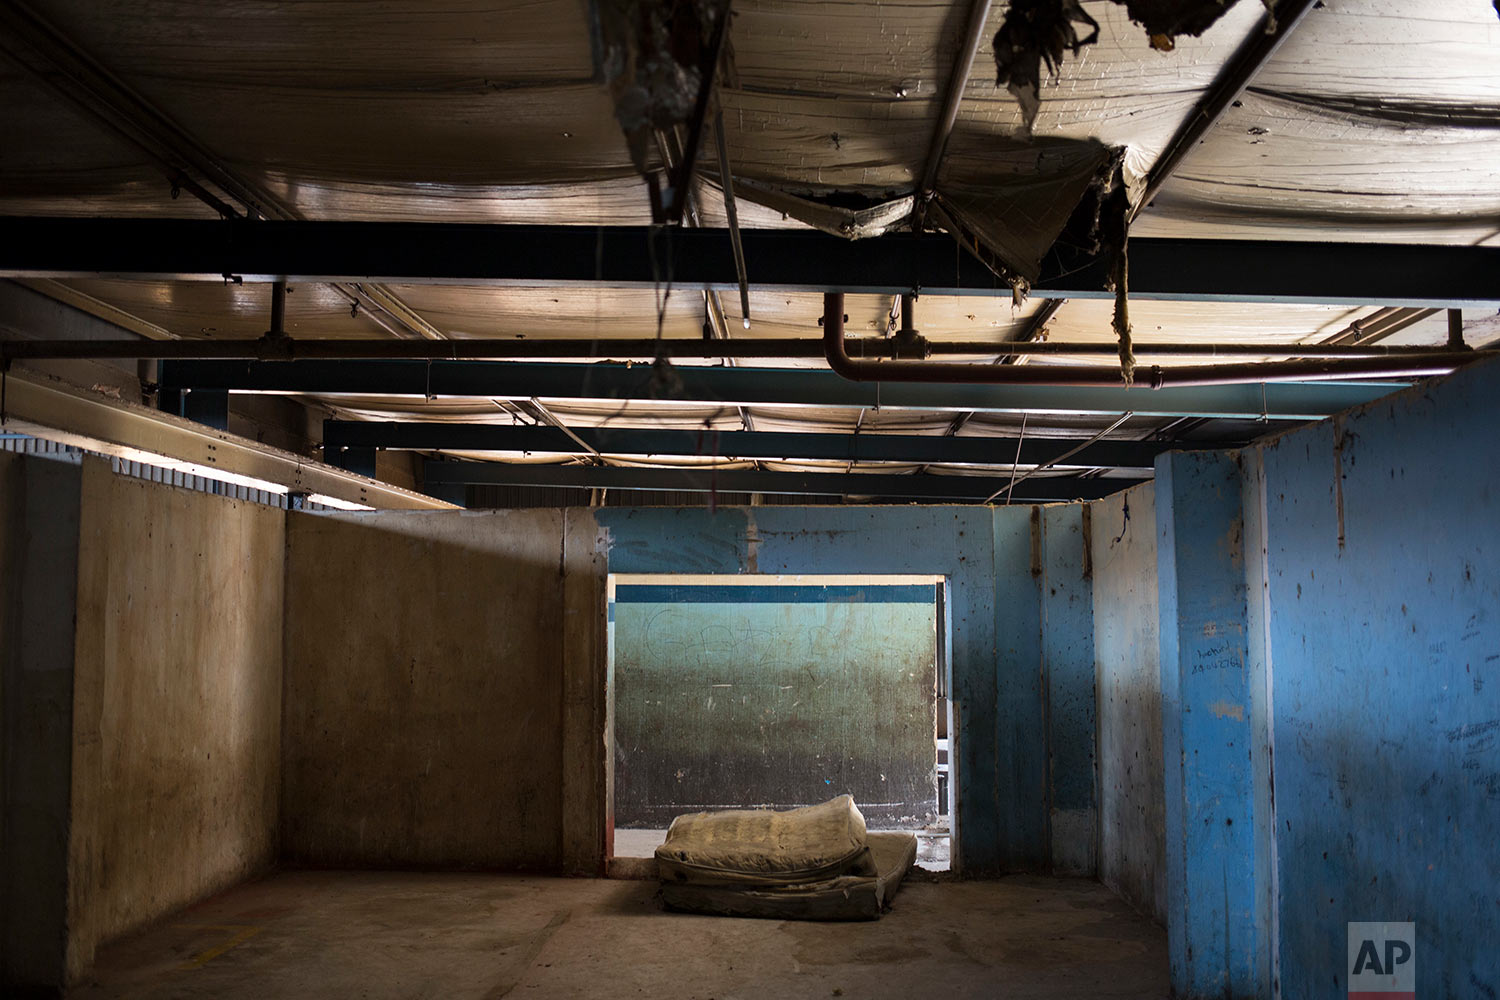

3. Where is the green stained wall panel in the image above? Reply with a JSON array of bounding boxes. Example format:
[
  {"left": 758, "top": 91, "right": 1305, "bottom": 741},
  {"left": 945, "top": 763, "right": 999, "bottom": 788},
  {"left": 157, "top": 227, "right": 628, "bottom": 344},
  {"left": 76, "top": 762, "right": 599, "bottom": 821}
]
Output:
[{"left": 613, "top": 584, "right": 938, "bottom": 828}]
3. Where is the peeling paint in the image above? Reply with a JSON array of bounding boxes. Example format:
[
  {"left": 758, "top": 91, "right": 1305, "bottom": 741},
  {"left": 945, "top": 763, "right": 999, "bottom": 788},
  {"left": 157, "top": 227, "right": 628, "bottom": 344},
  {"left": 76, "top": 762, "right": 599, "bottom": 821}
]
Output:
[{"left": 1208, "top": 700, "right": 1245, "bottom": 722}]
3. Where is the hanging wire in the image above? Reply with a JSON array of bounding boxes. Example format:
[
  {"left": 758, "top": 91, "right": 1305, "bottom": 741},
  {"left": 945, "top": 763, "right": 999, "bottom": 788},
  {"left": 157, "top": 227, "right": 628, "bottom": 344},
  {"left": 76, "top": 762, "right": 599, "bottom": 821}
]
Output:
[
  {"left": 1003, "top": 413, "right": 1028, "bottom": 505},
  {"left": 1112, "top": 496, "right": 1131, "bottom": 546},
  {"left": 991, "top": 411, "right": 1134, "bottom": 505}
]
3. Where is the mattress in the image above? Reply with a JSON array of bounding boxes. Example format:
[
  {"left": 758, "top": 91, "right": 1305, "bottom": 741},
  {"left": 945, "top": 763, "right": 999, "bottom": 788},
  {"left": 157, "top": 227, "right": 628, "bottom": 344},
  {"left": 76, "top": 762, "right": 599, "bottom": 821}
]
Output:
[
  {"left": 659, "top": 831, "right": 919, "bottom": 921},
  {"left": 654, "top": 795, "right": 875, "bottom": 888}
]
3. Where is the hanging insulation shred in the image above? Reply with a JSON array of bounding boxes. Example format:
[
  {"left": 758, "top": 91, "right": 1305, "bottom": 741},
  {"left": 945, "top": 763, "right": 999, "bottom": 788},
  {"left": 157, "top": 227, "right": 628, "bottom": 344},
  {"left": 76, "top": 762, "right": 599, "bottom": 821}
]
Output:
[
  {"left": 992, "top": 0, "right": 1252, "bottom": 129},
  {"left": 596, "top": 0, "right": 725, "bottom": 175},
  {"left": 992, "top": 0, "right": 1100, "bottom": 135},
  {"left": 1085, "top": 150, "right": 1135, "bottom": 384},
  {"left": 1114, "top": 0, "right": 1251, "bottom": 49}
]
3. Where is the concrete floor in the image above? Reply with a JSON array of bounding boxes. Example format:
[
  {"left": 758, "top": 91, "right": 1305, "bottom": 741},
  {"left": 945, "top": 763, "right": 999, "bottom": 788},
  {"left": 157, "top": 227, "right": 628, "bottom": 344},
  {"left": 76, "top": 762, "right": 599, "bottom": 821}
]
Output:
[{"left": 68, "top": 871, "right": 1167, "bottom": 1000}]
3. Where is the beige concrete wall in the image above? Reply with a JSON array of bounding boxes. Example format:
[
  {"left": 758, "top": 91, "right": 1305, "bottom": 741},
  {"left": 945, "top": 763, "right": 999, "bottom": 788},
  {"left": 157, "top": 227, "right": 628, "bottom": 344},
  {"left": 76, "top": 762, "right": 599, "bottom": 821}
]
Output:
[
  {"left": 281, "top": 509, "right": 605, "bottom": 873},
  {"left": 67, "top": 458, "right": 285, "bottom": 981}
]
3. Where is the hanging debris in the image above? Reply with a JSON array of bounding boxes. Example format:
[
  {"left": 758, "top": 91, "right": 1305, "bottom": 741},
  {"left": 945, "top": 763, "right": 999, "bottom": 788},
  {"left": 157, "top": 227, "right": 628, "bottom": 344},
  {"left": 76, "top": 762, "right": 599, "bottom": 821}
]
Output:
[
  {"left": 992, "top": 0, "right": 1100, "bottom": 134},
  {"left": 1115, "top": 0, "right": 1251, "bottom": 49},
  {"left": 596, "top": 0, "right": 725, "bottom": 176},
  {"left": 1086, "top": 151, "right": 1135, "bottom": 384},
  {"left": 994, "top": 0, "right": 1258, "bottom": 125}
]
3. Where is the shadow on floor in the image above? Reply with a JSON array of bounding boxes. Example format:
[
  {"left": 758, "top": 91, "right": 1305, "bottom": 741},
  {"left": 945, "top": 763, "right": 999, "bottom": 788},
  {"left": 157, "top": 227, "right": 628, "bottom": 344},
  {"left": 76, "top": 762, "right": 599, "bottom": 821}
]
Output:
[{"left": 67, "top": 870, "right": 1167, "bottom": 1000}]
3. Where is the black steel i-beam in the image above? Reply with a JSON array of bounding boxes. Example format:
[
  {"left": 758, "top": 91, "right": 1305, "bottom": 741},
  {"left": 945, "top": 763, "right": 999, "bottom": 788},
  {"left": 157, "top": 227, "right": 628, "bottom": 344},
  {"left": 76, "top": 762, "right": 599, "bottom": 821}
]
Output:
[
  {"left": 162, "top": 359, "right": 1402, "bottom": 420},
  {"left": 3, "top": 217, "right": 1499, "bottom": 306},
  {"left": 325, "top": 420, "right": 1174, "bottom": 471},
  {"left": 422, "top": 460, "right": 1145, "bottom": 502}
]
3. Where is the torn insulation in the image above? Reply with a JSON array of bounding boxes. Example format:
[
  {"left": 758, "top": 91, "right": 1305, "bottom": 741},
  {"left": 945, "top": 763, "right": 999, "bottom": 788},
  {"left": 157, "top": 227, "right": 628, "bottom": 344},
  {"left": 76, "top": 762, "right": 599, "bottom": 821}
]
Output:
[
  {"left": 992, "top": 0, "right": 1100, "bottom": 135},
  {"left": 596, "top": 0, "right": 725, "bottom": 176},
  {"left": 1114, "top": 0, "right": 1249, "bottom": 47},
  {"left": 993, "top": 0, "right": 1253, "bottom": 127}
]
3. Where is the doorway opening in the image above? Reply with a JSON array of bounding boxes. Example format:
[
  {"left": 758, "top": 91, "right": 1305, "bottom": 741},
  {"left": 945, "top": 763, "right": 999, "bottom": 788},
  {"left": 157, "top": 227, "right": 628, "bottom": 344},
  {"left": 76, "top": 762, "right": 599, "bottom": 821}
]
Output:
[{"left": 606, "top": 573, "right": 955, "bottom": 872}]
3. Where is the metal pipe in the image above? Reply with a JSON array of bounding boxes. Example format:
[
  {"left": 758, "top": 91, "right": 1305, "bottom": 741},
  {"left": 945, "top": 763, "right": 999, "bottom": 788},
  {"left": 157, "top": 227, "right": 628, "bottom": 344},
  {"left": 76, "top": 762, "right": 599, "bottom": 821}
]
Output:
[
  {"left": 900, "top": 294, "right": 917, "bottom": 337},
  {"left": 944, "top": 298, "right": 1064, "bottom": 435},
  {"left": 1448, "top": 309, "right": 1467, "bottom": 350},
  {"left": 666, "top": 0, "right": 734, "bottom": 225},
  {"left": 4, "top": 336, "right": 1497, "bottom": 363},
  {"left": 822, "top": 293, "right": 1480, "bottom": 388},
  {"left": 713, "top": 110, "right": 751, "bottom": 328},
  {"left": 986, "top": 412, "right": 1135, "bottom": 503},
  {"left": 268, "top": 281, "right": 287, "bottom": 337},
  {"left": 1327, "top": 307, "right": 1438, "bottom": 347},
  {"left": 916, "top": 0, "right": 994, "bottom": 218}
]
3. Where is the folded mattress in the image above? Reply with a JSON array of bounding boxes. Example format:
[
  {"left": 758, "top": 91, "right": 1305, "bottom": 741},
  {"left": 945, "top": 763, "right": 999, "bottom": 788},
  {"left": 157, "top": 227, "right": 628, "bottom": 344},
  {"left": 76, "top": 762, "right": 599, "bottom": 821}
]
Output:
[
  {"left": 655, "top": 795, "right": 875, "bottom": 887},
  {"left": 660, "top": 831, "right": 919, "bottom": 921}
]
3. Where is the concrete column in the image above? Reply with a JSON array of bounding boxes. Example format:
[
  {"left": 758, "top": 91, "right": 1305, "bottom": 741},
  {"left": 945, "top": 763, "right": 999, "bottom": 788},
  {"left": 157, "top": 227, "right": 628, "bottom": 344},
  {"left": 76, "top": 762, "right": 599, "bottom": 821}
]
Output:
[
  {"left": 1155, "top": 450, "right": 1268, "bottom": 999},
  {"left": 1, "top": 454, "right": 83, "bottom": 994}
]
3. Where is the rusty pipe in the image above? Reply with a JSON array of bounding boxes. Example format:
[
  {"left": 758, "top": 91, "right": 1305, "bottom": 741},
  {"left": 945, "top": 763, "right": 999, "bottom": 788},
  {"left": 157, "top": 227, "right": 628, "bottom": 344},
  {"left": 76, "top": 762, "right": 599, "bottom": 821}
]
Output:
[
  {"left": 822, "top": 293, "right": 1480, "bottom": 388},
  {"left": 268, "top": 280, "right": 287, "bottom": 337},
  {"left": 1448, "top": 309, "right": 1467, "bottom": 350}
]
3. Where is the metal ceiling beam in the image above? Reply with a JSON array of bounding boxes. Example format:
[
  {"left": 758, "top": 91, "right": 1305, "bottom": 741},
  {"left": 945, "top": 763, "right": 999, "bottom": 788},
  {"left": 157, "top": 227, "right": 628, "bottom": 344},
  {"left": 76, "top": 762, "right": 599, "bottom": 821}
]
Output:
[
  {"left": 0, "top": 0, "right": 262, "bottom": 219},
  {"left": 1139, "top": 0, "right": 1319, "bottom": 210},
  {"left": 945, "top": 298, "right": 1065, "bottom": 436},
  {"left": 324, "top": 421, "right": 1174, "bottom": 471},
  {"left": 10, "top": 334, "right": 1484, "bottom": 363},
  {"left": 423, "top": 459, "right": 1145, "bottom": 502},
  {"left": 1325, "top": 307, "right": 1440, "bottom": 347},
  {"left": 1, "top": 370, "right": 454, "bottom": 510},
  {"left": 0, "top": 4, "right": 447, "bottom": 341},
  {"left": 915, "top": 0, "right": 993, "bottom": 224},
  {"left": 5, "top": 218, "right": 1498, "bottom": 306},
  {"left": 658, "top": 117, "right": 755, "bottom": 433},
  {"left": 160, "top": 359, "right": 1404, "bottom": 420},
  {"left": 9, "top": 279, "right": 177, "bottom": 341}
]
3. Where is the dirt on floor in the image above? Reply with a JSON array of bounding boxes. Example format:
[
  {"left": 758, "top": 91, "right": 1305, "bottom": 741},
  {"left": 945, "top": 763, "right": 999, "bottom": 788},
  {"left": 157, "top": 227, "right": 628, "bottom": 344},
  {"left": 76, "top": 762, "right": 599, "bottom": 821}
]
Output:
[{"left": 67, "top": 870, "right": 1168, "bottom": 999}]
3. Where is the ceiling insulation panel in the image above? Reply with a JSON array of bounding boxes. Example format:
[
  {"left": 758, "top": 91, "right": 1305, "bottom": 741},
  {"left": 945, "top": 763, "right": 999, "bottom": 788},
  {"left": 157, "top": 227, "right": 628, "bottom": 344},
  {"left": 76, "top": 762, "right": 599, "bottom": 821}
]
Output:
[
  {"left": 1136, "top": 0, "right": 1500, "bottom": 243},
  {"left": 123, "top": 81, "right": 637, "bottom": 189},
  {"left": 1042, "top": 298, "right": 1369, "bottom": 348},
  {"left": 945, "top": 0, "right": 1265, "bottom": 191},
  {"left": 55, "top": 279, "right": 392, "bottom": 339},
  {"left": 27, "top": 0, "right": 598, "bottom": 85},
  {"left": 718, "top": 90, "right": 936, "bottom": 193},
  {"left": 728, "top": 0, "right": 963, "bottom": 95},
  {"left": 377, "top": 285, "right": 708, "bottom": 341},
  {"left": 0, "top": 65, "right": 214, "bottom": 218},
  {"left": 254, "top": 175, "right": 659, "bottom": 226}
]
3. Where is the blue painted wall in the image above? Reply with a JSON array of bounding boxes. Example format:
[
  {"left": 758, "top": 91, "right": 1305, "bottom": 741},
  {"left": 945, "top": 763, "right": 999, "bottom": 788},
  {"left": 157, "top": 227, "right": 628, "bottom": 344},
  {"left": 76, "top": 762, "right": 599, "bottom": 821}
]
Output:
[
  {"left": 1155, "top": 450, "right": 1268, "bottom": 999},
  {"left": 1119, "top": 355, "right": 1500, "bottom": 998},
  {"left": 1041, "top": 505, "right": 1098, "bottom": 874},
  {"left": 1257, "top": 357, "right": 1500, "bottom": 998},
  {"left": 596, "top": 504, "right": 1097, "bottom": 875}
]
